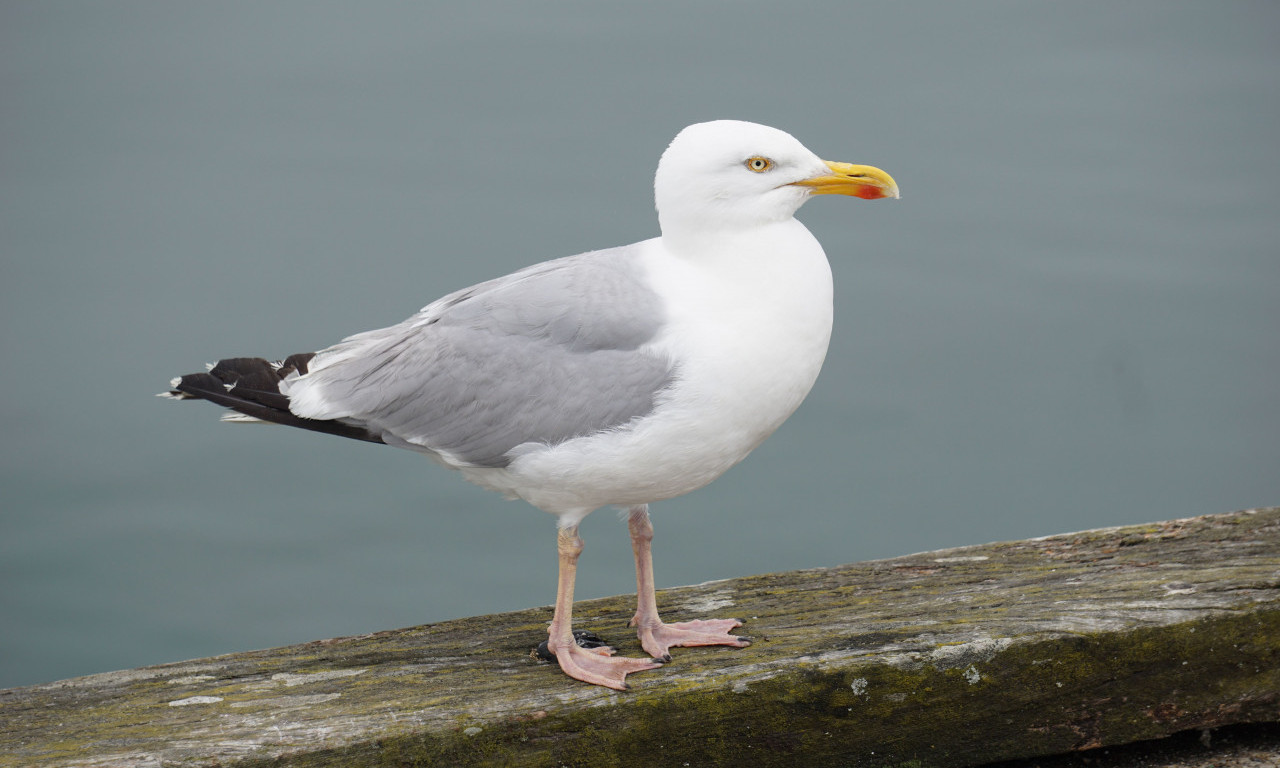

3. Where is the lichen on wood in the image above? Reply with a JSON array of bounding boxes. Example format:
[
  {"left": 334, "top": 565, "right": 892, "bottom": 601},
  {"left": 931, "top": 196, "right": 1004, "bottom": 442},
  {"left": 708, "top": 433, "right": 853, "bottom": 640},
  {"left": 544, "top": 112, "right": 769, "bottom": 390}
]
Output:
[{"left": 1, "top": 508, "right": 1277, "bottom": 767}]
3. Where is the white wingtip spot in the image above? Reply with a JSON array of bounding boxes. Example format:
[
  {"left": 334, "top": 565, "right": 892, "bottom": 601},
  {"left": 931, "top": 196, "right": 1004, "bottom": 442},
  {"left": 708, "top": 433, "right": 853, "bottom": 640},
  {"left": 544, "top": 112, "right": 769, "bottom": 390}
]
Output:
[
  {"left": 221, "top": 413, "right": 267, "bottom": 424},
  {"left": 158, "top": 378, "right": 189, "bottom": 399}
]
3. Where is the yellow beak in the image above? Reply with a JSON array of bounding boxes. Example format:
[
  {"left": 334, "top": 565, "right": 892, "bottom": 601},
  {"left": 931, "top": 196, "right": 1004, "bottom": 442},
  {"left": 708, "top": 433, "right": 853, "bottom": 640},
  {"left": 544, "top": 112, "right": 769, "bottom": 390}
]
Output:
[{"left": 790, "top": 161, "right": 899, "bottom": 200}]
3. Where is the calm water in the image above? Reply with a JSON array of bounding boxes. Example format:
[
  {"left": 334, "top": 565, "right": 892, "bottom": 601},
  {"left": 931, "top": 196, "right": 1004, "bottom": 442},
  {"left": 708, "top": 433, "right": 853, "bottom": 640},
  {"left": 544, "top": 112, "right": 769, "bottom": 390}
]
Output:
[{"left": 2, "top": 2, "right": 1278, "bottom": 690}]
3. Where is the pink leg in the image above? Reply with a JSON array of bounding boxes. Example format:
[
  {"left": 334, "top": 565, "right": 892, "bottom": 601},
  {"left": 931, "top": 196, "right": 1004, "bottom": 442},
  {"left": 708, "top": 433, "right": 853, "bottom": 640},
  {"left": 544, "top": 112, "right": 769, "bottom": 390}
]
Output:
[
  {"left": 627, "top": 505, "right": 751, "bottom": 661},
  {"left": 545, "top": 525, "right": 662, "bottom": 690}
]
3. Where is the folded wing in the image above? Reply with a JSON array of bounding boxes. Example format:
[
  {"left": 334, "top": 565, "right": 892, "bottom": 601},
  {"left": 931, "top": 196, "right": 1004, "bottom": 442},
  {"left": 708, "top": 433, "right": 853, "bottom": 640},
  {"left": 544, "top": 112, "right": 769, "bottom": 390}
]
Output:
[{"left": 280, "top": 246, "right": 675, "bottom": 468}]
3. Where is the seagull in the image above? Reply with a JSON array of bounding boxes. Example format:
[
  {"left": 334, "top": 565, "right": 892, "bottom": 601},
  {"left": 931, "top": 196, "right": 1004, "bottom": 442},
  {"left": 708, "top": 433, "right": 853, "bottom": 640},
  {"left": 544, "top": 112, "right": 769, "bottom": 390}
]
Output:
[{"left": 163, "top": 120, "right": 898, "bottom": 689}]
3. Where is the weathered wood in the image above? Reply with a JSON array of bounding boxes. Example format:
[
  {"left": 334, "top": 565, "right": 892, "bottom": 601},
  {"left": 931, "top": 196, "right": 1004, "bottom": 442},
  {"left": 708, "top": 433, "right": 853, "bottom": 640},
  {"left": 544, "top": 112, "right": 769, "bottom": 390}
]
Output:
[
  {"left": 2, "top": 508, "right": 1277, "bottom": 768},
  {"left": 985, "top": 722, "right": 1280, "bottom": 768}
]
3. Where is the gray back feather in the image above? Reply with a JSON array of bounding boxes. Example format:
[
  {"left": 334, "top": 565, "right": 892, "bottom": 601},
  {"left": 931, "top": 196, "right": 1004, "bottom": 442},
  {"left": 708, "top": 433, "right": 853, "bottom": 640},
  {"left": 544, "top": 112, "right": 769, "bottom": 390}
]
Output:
[{"left": 293, "top": 246, "right": 674, "bottom": 468}]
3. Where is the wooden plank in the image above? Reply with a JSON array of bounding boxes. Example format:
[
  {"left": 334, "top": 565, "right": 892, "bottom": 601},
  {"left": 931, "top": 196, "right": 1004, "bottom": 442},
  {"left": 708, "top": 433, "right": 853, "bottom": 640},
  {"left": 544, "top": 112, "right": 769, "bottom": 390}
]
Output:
[
  {"left": 2, "top": 508, "right": 1277, "bottom": 768},
  {"left": 986, "top": 722, "right": 1280, "bottom": 768}
]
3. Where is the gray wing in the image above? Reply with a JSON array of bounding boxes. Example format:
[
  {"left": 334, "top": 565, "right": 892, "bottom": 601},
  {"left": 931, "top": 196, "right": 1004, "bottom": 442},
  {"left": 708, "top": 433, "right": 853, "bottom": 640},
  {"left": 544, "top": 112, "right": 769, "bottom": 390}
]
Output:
[{"left": 282, "top": 245, "right": 674, "bottom": 468}]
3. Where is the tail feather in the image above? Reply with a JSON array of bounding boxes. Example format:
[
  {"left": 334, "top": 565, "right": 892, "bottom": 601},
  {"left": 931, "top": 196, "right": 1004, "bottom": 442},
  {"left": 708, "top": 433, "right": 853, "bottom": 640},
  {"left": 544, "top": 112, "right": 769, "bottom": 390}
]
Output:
[{"left": 165, "top": 353, "right": 384, "bottom": 445}]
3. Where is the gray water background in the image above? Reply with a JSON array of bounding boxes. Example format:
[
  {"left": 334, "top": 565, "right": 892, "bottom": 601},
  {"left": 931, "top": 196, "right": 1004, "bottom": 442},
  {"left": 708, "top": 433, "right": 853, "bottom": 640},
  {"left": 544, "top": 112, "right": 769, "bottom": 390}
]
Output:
[{"left": 2, "top": 2, "right": 1278, "bottom": 690}]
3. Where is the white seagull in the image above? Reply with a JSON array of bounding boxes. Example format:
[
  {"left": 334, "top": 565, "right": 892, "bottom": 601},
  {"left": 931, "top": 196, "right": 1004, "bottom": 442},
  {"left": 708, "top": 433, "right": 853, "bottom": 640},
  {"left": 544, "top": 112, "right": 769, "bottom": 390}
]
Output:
[{"left": 164, "top": 120, "right": 898, "bottom": 689}]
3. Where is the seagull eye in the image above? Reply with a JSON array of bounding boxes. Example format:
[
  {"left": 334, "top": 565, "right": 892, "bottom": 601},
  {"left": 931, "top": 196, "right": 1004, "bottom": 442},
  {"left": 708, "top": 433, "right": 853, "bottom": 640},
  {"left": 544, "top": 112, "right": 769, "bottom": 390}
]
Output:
[{"left": 745, "top": 156, "right": 773, "bottom": 173}]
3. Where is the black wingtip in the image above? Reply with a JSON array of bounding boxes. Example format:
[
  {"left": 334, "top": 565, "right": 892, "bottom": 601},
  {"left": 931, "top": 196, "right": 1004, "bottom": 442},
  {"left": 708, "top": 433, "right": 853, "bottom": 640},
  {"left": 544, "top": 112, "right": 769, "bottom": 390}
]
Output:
[{"left": 166, "top": 353, "right": 384, "bottom": 445}]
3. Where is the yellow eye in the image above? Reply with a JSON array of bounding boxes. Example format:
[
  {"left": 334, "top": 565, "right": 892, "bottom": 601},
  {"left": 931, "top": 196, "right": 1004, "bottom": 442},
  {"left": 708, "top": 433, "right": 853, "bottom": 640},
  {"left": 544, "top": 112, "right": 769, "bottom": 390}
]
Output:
[{"left": 745, "top": 156, "right": 773, "bottom": 173}]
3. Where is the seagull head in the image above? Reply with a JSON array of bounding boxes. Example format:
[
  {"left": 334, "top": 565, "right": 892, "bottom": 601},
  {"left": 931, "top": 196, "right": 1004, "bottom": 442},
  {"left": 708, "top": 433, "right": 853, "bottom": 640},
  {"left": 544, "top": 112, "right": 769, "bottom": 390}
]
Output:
[{"left": 654, "top": 120, "right": 898, "bottom": 244}]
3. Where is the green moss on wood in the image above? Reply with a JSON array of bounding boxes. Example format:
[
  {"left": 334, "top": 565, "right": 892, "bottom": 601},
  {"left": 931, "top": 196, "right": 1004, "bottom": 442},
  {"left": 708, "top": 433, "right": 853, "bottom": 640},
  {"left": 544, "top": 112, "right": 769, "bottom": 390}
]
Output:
[{"left": 2, "top": 508, "right": 1277, "bottom": 768}]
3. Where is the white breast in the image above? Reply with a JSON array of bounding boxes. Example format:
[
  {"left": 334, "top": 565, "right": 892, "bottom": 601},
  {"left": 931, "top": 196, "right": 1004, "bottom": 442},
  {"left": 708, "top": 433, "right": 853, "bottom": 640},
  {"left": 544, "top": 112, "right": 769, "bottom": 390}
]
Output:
[{"left": 466, "top": 221, "right": 834, "bottom": 523}]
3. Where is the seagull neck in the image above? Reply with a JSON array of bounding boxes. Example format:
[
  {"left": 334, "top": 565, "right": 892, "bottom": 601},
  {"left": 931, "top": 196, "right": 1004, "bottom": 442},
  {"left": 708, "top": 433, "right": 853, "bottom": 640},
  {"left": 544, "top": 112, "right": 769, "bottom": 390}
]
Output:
[{"left": 661, "top": 218, "right": 805, "bottom": 263}]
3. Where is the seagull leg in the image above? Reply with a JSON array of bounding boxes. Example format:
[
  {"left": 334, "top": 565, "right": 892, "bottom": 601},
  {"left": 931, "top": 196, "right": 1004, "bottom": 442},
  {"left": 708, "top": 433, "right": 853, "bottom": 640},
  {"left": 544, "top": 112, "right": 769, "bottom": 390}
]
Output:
[
  {"left": 627, "top": 505, "right": 751, "bottom": 661},
  {"left": 545, "top": 524, "right": 662, "bottom": 690}
]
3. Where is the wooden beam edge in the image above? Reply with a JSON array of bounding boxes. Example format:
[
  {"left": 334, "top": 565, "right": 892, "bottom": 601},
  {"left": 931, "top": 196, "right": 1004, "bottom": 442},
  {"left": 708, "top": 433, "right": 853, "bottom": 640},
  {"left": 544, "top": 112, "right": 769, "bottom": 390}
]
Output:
[{"left": 1, "top": 508, "right": 1276, "bottom": 767}]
